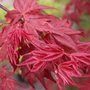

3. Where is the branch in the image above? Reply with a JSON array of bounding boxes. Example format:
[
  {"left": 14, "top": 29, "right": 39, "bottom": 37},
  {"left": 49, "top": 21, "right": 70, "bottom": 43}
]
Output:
[{"left": 0, "top": 4, "right": 9, "bottom": 12}]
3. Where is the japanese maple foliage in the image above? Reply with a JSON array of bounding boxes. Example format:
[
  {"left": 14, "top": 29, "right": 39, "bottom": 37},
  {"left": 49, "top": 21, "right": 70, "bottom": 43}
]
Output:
[
  {"left": 64, "top": 0, "right": 90, "bottom": 23},
  {"left": 0, "top": 0, "right": 90, "bottom": 90},
  {"left": 0, "top": 65, "right": 31, "bottom": 90},
  {"left": 64, "top": 0, "right": 90, "bottom": 37}
]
